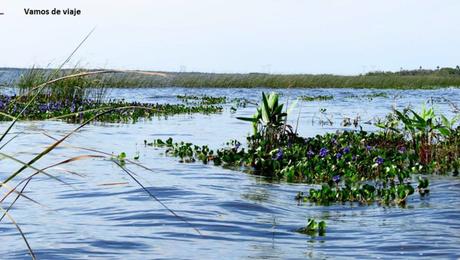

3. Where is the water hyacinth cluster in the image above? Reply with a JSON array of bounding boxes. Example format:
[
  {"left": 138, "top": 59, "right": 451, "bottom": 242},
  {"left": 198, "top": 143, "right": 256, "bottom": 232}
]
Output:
[
  {"left": 151, "top": 92, "right": 459, "bottom": 206},
  {"left": 0, "top": 94, "right": 223, "bottom": 123}
]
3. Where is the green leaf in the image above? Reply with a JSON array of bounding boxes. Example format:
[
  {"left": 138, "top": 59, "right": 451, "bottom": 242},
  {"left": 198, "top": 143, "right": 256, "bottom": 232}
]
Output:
[
  {"left": 236, "top": 117, "right": 257, "bottom": 122},
  {"left": 267, "top": 92, "right": 278, "bottom": 108},
  {"left": 410, "top": 109, "right": 426, "bottom": 125},
  {"left": 273, "top": 104, "right": 284, "bottom": 116},
  {"left": 438, "top": 127, "right": 450, "bottom": 136},
  {"left": 261, "top": 93, "right": 270, "bottom": 123},
  {"left": 441, "top": 115, "right": 450, "bottom": 128}
]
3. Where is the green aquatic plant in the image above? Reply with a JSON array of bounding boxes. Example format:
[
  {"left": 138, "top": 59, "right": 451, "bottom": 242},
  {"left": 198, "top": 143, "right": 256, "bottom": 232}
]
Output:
[
  {"left": 151, "top": 92, "right": 459, "bottom": 208},
  {"left": 346, "top": 92, "right": 389, "bottom": 100},
  {"left": 377, "top": 105, "right": 460, "bottom": 169},
  {"left": 0, "top": 94, "right": 223, "bottom": 123},
  {"left": 296, "top": 218, "right": 326, "bottom": 236},
  {"left": 176, "top": 95, "right": 253, "bottom": 113},
  {"left": 237, "top": 92, "right": 295, "bottom": 150},
  {"left": 115, "top": 152, "right": 127, "bottom": 166},
  {"left": 177, "top": 94, "right": 227, "bottom": 105},
  {"left": 297, "top": 181, "right": 415, "bottom": 206},
  {"left": 417, "top": 176, "right": 430, "bottom": 196}
]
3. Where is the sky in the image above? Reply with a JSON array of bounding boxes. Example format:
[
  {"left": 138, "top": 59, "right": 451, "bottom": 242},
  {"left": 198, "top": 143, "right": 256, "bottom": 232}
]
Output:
[{"left": 1, "top": 0, "right": 460, "bottom": 74}]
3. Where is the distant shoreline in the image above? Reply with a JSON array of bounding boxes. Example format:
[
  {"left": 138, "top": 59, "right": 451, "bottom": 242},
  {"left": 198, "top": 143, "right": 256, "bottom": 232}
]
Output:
[{"left": 2, "top": 67, "right": 460, "bottom": 89}]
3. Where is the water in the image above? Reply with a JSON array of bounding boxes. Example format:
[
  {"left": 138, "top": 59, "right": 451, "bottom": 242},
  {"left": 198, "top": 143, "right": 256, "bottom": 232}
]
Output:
[{"left": 0, "top": 87, "right": 459, "bottom": 259}]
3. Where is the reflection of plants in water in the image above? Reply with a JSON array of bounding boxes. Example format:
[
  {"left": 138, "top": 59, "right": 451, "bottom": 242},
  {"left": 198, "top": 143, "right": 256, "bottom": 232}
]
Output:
[
  {"left": 311, "top": 108, "right": 333, "bottom": 127},
  {"left": 341, "top": 114, "right": 361, "bottom": 128}
]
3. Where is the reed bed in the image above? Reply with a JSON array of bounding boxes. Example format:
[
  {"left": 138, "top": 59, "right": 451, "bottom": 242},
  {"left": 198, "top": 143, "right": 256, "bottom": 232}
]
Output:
[{"left": 4, "top": 68, "right": 460, "bottom": 89}]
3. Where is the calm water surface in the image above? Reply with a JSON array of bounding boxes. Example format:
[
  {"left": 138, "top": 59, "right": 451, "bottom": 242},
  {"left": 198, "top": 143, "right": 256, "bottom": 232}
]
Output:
[{"left": 0, "top": 88, "right": 459, "bottom": 259}]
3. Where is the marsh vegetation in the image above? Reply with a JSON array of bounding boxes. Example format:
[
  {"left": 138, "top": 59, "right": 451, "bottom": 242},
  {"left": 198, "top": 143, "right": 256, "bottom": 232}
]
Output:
[
  {"left": 1, "top": 67, "right": 460, "bottom": 259},
  {"left": 3, "top": 66, "right": 460, "bottom": 89},
  {"left": 152, "top": 93, "right": 459, "bottom": 210}
]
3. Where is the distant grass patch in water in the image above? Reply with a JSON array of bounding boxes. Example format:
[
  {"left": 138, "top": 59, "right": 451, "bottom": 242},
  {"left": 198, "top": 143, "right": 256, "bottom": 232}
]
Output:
[
  {"left": 177, "top": 95, "right": 227, "bottom": 105},
  {"left": 176, "top": 95, "right": 255, "bottom": 112},
  {"left": 300, "top": 95, "right": 333, "bottom": 102},
  {"left": 346, "top": 92, "right": 389, "bottom": 99}
]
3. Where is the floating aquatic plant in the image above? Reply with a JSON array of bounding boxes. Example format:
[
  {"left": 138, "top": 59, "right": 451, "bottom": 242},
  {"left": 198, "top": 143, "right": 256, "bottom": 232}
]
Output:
[
  {"left": 0, "top": 94, "right": 223, "bottom": 123},
  {"left": 296, "top": 218, "right": 326, "bottom": 236},
  {"left": 150, "top": 92, "right": 459, "bottom": 207},
  {"left": 300, "top": 95, "right": 333, "bottom": 102}
]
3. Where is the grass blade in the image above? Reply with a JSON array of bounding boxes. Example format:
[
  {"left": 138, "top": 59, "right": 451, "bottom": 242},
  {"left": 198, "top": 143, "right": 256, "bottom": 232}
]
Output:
[{"left": 0, "top": 206, "right": 36, "bottom": 260}]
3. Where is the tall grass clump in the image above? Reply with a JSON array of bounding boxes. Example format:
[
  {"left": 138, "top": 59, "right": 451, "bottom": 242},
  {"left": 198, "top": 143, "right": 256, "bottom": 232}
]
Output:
[{"left": 17, "top": 66, "right": 109, "bottom": 103}]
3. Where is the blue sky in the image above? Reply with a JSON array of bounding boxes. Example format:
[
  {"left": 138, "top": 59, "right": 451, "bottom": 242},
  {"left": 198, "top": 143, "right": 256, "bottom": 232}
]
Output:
[{"left": 1, "top": 0, "right": 460, "bottom": 74}]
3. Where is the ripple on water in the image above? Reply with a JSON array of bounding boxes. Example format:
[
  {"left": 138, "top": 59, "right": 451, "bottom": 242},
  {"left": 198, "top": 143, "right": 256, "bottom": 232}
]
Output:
[{"left": 1, "top": 87, "right": 460, "bottom": 259}]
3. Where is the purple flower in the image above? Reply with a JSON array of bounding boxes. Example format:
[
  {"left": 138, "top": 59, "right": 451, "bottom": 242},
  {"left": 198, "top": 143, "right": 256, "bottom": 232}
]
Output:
[
  {"left": 38, "top": 104, "right": 48, "bottom": 112},
  {"left": 343, "top": 146, "right": 350, "bottom": 154},
  {"left": 319, "top": 148, "right": 329, "bottom": 158},
  {"left": 398, "top": 146, "right": 406, "bottom": 154},
  {"left": 332, "top": 175, "right": 341, "bottom": 183},
  {"left": 376, "top": 156, "right": 384, "bottom": 165},
  {"left": 274, "top": 148, "right": 283, "bottom": 160},
  {"left": 336, "top": 152, "right": 342, "bottom": 159},
  {"left": 307, "top": 150, "right": 315, "bottom": 158},
  {"left": 331, "top": 138, "right": 337, "bottom": 145},
  {"left": 366, "top": 145, "right": 373, "bottom": 151}
]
